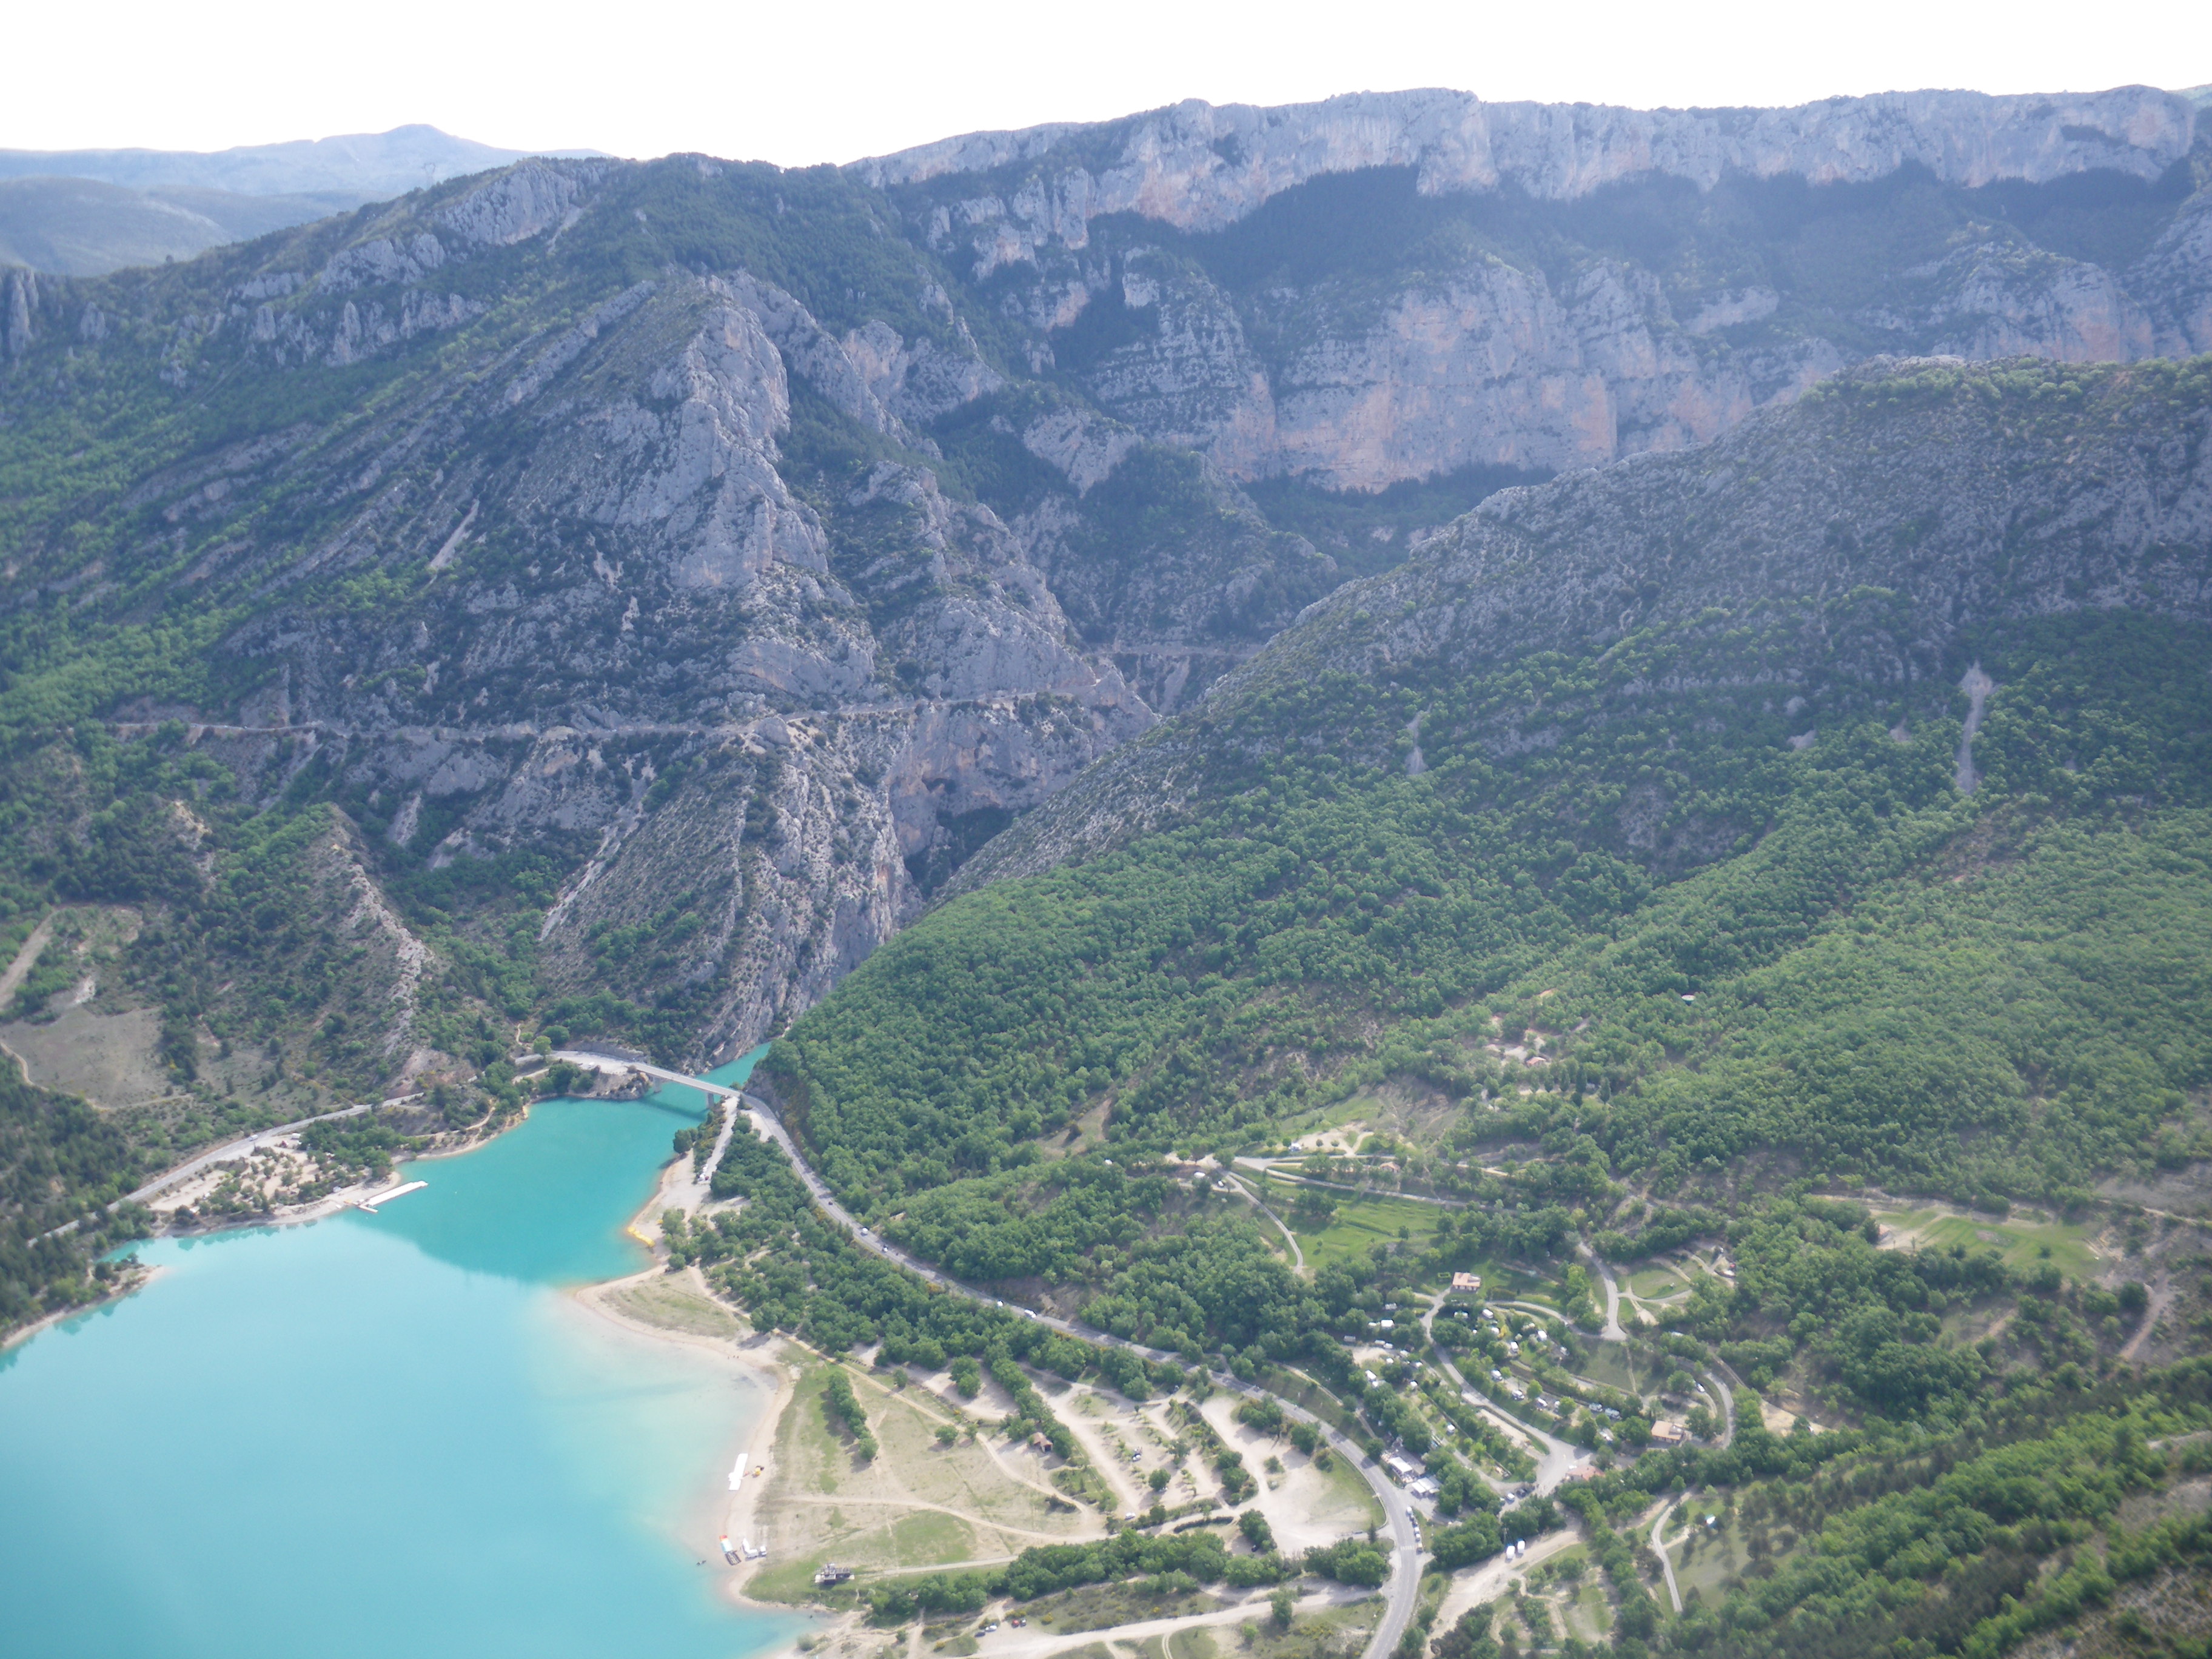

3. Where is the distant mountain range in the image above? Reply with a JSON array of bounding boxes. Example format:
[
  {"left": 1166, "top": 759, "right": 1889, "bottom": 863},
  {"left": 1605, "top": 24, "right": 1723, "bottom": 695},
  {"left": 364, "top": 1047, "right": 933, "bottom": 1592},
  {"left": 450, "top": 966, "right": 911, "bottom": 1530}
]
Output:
[{"left": 0, "top": 125, "right": 601, "bottom": 275}]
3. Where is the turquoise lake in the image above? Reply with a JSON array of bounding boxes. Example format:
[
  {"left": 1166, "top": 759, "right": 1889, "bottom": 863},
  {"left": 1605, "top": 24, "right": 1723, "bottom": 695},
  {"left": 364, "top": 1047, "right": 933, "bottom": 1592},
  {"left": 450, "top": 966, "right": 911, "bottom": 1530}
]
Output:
[{"left": 0, "top": 1050, "right": 797, "bottom": 1658}]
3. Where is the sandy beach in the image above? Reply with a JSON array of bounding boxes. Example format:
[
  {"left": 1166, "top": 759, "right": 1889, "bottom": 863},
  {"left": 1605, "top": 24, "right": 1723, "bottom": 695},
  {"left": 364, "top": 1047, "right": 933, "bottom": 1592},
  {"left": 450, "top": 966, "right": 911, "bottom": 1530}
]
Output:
[
  {"left": 576, "top": 1154, "right": 822, "bottom": 1629},
  {"left": 569, "top": 1262, "right": 849, "bottom": 1659}
]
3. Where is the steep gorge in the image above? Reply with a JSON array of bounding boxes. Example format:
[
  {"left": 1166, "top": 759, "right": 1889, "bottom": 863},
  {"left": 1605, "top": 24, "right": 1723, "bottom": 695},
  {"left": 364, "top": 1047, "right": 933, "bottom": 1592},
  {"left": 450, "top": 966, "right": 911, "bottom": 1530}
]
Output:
[{"left": 0, "top": 84, "right": 2207, "bottom": 1098}]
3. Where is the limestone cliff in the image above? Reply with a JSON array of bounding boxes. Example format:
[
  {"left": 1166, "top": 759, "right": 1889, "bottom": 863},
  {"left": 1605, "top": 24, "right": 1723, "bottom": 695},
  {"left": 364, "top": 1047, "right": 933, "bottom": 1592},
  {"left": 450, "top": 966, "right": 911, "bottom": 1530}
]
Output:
[
  {"left": 864, "top": 87, "right": 2210, "bottom": 490},
  {"left": 6, "top": 86, "right": 2212, "bottom": 1072},
  {"left": 954, "top": 352, "right": 2212, "bottom": 893}
]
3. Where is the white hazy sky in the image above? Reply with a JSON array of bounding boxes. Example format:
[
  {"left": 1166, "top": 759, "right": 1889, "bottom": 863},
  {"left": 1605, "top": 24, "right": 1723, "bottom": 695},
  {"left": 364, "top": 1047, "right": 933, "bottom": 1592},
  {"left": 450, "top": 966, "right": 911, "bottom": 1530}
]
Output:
[{"left": 7, "top": 0, "right": 2209, "bottom": 165}]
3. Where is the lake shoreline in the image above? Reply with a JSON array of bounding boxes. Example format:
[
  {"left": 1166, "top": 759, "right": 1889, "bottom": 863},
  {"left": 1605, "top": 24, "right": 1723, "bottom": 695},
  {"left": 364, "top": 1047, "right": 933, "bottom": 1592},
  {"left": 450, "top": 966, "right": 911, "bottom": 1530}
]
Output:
[
  {"left": 569, "top": 1262, "right": 845, "bottom": 1653},
  {"left": 3, "top": 1090, "right": 808, "bottom": 1658},
  {"left": 2, "top": 1095, "right": 606, "bottom": 1350}
]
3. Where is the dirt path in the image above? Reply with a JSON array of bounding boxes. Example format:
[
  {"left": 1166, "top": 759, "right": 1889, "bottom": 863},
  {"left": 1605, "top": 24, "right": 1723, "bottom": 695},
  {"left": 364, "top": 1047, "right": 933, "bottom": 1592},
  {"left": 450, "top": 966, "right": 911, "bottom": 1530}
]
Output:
[
  {"left": 2122, "top": 1281, "right": 2174, "bottom": 1361},
  {"left": 1230, "top": 1158, "right": 1471, "bottom": 1210},
  {"left": 1648, "top": 1500, "right": 1684, "bottom": 1613},
  {"left": 1224, "top": 1172, "right": 1304, "bottom": 1270},
  {"left": 982, "top": 1584, "right": 1370, "bottom": 1659}
]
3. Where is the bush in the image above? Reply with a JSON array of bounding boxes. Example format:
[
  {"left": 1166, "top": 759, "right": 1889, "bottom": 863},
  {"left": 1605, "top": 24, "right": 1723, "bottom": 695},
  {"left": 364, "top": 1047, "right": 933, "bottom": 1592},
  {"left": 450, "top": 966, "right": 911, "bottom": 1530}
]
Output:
[
  {"left": 822, "top": 1367, "right": 878, "bottom": 1461},
  {"left": 1427, "top": 1512, "right": 1503, "bottom": 1570},
  {"left": 1304, "top": 1537, "right": 1390, "bottom": 1587}
]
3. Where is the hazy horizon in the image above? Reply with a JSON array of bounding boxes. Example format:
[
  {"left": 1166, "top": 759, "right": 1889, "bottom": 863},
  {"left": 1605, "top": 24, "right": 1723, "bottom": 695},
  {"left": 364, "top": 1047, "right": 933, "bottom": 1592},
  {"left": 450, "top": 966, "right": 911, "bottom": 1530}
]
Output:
[{"left": 5, "top": 0, "right": 2205, "bottom": 170}]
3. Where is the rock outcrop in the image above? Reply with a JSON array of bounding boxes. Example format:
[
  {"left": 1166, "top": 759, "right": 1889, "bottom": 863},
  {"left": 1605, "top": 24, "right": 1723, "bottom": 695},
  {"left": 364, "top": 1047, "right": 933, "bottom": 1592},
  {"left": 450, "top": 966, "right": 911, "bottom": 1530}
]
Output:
[
  {"left": 7, "top": 85, "right": 2212, "bottom": 1068},
  {"left": 863, "top": 85, "right": 2196, "bottom": 250},
  {"left": 863, "top": 86, "right": 2210, "bottom": 491}
]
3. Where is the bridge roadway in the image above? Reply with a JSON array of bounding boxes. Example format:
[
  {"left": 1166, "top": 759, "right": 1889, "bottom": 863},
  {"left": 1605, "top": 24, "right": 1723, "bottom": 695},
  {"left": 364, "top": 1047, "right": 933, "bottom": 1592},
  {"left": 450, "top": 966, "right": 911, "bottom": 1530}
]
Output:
[{"left": 552, "top": 1051, "right": 1423, "bottom": 1659}]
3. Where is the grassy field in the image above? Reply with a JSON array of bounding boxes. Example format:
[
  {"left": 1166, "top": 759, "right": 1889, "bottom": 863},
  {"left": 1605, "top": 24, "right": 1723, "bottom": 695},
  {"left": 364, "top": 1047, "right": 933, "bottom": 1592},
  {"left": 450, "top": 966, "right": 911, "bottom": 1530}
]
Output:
[
  {"left": 1022, "top": 1581, "right": 1221, "bottom": 1634},
  {"left": 602, "top": 1275, "right": 746, "bottom": 1339},
  {"left": 1626, "top": 1268, "right": 1684, "bottom": 1298},
  {"left": 1235, "top": 1597, "right": 1382, "bottom": 1659},
  {"left": 1875, "top": 1208, "right": 2102, "bottom": 1278},
  {"left": 748, "top": 1355, "right": 1096, "bottom": 1603},
  {"left": 1670, "top": 1512, "right": 1752, "bottom": 1607},
  {"left": 1456, "top": 1259, "right": 1562, "bottom": 1307},
  {"left": 1292, "top": 1193, "right": 1447, "bottom": 1270},
  {"left": 1569, "top": 1342, "right": 1651, "bottom": 1399},
  {"left": 1564, "top": 1578, "right": 1614, "bottom": 1641},
  {"left": 1318, "top": 1437, "right": 1387, "bottom": 1532}
]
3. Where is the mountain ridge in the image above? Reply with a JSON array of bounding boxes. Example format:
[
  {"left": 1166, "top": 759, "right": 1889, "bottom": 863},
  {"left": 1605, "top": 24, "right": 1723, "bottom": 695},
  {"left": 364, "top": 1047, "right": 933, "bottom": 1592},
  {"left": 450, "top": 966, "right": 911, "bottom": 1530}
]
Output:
[
  {"left": 0, "top": 126, "right": 603, "bottom": 276},
  {"left": 950, "top": 350, "right": 2212, "bottom": 897},
  {"left": 0, "top": 89, "right": 2205, "bottom": 1135},
  {"left": 0, "top": 124, "right": 600, "bottom": 199}
]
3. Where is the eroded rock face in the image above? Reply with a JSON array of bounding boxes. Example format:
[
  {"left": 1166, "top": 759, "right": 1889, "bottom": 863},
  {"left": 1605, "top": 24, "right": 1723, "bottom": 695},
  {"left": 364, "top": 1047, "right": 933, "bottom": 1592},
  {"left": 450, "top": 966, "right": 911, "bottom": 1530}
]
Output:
[
  {"left": 1081, "top": 251, "right": 1849, "bottom": 488},
  {"left": 860, "top": 86, "right": 2208, "bottom": 492},
  {"left": 862, "top": 86, "right": 2197, "bottom": 257},
  {"left": 59, "top": 174, "right": 1154, "bottom": 1064},
  {"left": 11, "top": 91, "right": 2212, "bottom": 1067}
]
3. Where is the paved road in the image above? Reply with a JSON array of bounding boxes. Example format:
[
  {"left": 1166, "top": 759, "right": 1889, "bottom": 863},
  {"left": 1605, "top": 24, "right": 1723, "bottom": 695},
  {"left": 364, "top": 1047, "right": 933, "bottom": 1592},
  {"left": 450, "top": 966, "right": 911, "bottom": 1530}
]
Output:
[
  {"left": 1575, "top": 1242, "right": 1627, "bottom": 1342},
  {"left": 1703, "top": 1363, "right": 1739, "bottom": 1448},
  {"left": 33, "top": 1094, "right": 420, "bottom": 1242},
  {"left": 1419, "top": 1292, "right": 1587, "bottom": 1498},
  {"left": 558, "top": 1051, "right": 1422, "bottom": 1659}
]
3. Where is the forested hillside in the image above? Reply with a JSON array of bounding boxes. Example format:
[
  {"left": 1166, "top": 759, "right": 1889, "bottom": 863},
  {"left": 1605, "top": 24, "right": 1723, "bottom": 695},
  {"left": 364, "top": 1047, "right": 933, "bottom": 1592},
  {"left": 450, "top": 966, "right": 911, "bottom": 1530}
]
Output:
[
  {"left": 769, "top": 355, "right": 2212, "bottom": 1221},
  {"left": 4, "top": 85, "right": 2212, "bottom": 1659},
  {"left": 737, "top": 354, "right": 2212, "bottom": 1659},
  {"left": 1, "top": 87, "right": 2209, "bottom": 1361}
]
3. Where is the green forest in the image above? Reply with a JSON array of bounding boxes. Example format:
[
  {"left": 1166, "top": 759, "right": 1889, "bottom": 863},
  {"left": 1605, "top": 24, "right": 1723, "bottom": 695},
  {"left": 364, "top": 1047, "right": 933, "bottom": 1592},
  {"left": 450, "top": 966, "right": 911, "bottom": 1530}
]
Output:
[
  {"left": 2, "top": 129, "right": 2211, "bottom": 1658},
  {"left": 767, "top": 604, "right": 2212, "bottom": 1224}
]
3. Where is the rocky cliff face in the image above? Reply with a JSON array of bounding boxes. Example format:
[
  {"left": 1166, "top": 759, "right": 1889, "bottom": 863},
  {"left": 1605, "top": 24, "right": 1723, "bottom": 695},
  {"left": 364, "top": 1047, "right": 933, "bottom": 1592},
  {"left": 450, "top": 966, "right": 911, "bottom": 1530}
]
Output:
[
  {"left": 4, "top": 163, "right": 1172, "bottom": 1063},
  {"left": 866, "top": 87, "right": 2210, "bottom": 491},
  {"left": 5, "top": 87, "right": 2212, "bottom": 1070},
  {"left": 860, "top": 87, "right": 2197, "bottom": 227}
]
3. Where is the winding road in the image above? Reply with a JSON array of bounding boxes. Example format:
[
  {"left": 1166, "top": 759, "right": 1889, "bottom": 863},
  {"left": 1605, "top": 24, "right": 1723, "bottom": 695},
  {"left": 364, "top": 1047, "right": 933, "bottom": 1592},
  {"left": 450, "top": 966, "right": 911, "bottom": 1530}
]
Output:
[
  {"left": 33, "top": 1094, "right": 421, "bottom": 1242},
  {"left": 1418, "top": 1293, "right": 1587, "bottom": 1498},
  {"left": 557, "top": 1053, "right": 1423, "bottom": 1659},
  {"left": 1575, "top": 1242, "right": 1627, "bottom": 1342}
]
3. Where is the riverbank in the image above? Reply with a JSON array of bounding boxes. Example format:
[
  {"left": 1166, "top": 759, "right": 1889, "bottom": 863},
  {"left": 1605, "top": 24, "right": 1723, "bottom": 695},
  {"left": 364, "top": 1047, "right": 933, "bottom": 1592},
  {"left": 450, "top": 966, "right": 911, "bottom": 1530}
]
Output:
[
  {"left": 0, "top": 1113, "right": 504, "bottom": 1351},
  {"left": 571, "top": 1267, "right": 793, "bottom": 1544},
  {"left": 0, "top": 1259, "right": 159, "bottom": 1353}
]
